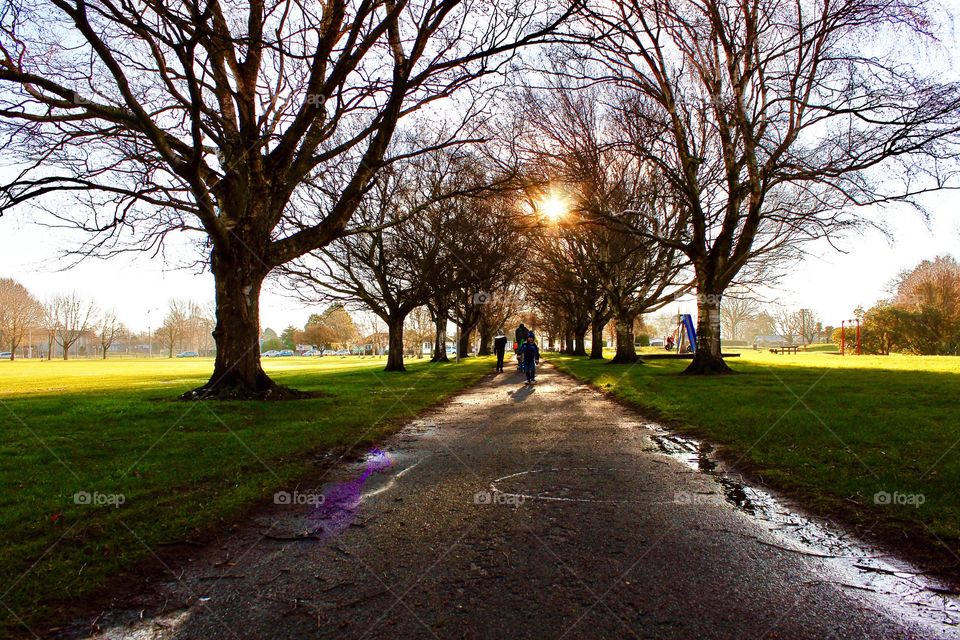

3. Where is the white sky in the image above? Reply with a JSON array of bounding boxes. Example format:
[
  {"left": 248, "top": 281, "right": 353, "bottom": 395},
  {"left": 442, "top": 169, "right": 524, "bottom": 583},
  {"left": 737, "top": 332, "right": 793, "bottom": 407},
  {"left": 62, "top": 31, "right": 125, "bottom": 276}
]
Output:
[
  {"left": 1, "top": 193, "right": 956, "bottom": 334},
  {"left": 665, "top": 194, "right": 960, "bottom": 324},
  {"left": 1, "top": 3, "right": 959, "bottom": 334}
]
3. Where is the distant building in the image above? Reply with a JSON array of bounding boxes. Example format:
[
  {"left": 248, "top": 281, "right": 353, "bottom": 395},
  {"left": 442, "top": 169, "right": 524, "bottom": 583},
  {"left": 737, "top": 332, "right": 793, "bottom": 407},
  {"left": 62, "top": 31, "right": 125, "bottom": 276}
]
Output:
[
  {"left": 356, "top": 332, "right": 389, "bottom": 355},
  {"left": 421, "top": 339, "right": 457, "bottom": 355},
  {"left": 754, "top": 335, "right": 790, "bottom": 348}
]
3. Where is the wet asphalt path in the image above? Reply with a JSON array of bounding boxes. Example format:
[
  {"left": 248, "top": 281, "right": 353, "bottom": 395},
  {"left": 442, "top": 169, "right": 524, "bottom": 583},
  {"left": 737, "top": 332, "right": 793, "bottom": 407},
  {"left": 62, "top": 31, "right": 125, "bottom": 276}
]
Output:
[{"left": 79, "top": 362, "right": 952, "bottom": 639}]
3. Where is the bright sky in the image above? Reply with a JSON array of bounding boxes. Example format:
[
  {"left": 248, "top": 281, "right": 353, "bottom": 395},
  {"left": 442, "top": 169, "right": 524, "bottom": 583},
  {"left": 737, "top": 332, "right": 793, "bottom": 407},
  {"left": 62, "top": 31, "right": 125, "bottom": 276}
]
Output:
[
  {"left": 2, "top": 191, "right": 956, "bottom": 333},
  {"left": 1, "top": 4, "right": 959, "bottom": 334},
  {"left": 664, "top": 194, "right": 960, "bottom": 325},
  {"left": 0, "top": 213, "right": 305, "bottom": 332}
]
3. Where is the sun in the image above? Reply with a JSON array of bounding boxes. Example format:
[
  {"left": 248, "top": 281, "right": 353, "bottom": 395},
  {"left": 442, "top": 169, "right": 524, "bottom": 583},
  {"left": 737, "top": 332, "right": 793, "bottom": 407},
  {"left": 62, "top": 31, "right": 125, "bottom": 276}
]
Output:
[{"left": 538, "top": 191, "right": 568, "bottom": 223}]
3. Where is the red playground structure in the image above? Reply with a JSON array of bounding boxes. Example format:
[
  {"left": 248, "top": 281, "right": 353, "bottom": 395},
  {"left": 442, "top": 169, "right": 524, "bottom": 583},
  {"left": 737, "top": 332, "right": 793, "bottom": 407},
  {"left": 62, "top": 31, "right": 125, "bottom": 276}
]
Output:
[{"left": 841, "top": 318, "right": 861, "bottom": 355}]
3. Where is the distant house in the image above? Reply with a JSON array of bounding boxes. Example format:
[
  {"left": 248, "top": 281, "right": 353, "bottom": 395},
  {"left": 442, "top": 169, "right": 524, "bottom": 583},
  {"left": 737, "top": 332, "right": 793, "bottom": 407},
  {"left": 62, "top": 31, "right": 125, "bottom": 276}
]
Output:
[
  {"left": 754, "top": 335, "right": 789, "bottom": 347},
  {"left": 356, "top": 332, "right": 389, "bottom": 355},
  {"left": 421, "top": 339, "right": 457, "bottom": 356}
]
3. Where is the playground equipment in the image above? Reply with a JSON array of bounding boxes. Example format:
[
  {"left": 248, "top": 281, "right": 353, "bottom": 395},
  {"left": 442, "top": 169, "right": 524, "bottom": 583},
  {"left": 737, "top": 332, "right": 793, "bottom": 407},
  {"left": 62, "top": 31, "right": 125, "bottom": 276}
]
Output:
[
  {"left": 841, "top": 318, "right": 861, "bottom": 355},
  {"left": 667, "top": 314, "right": 697, "bottom": 354}
]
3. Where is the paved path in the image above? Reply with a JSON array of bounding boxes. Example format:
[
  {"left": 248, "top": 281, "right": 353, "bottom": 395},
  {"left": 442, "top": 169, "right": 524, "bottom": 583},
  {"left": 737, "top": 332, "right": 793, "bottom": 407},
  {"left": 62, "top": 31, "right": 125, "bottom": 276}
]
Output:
[{"left": 74, "top": 362, "right": 958, "bottom": 639}]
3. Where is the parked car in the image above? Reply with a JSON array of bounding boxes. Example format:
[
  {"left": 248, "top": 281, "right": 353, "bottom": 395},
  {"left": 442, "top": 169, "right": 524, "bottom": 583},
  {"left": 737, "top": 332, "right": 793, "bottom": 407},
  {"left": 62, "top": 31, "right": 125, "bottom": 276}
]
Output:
[
  {"left": 335, "top": 349, "right": 350, "bottom": 356},
  {"left": 322, "top": 349, "right": 337, "bottom": 356},
  {"left": 649, "top": 338, "right": 665, "bottom": 348},
  {"left": 0, "top": 352, "right": 11, "bottom": 360},
  {"left": 279, "top": 349, "right": 295, "bottom": 357},
  {"left": 302, "top": 349, "right": 322, "bottom": 356},
  {"left": 176, "top": 351, "right": 199, "bottom": 358},
  {"left": 261, "top": 350, "right": 280, "bottom": 357}
]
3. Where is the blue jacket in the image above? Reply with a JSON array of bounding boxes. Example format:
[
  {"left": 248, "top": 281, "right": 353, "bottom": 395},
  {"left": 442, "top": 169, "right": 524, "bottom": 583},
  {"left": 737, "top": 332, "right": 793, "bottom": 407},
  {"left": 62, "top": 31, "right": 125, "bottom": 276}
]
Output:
[{"left": 518, "top": 342, "right": 540, "bottom": 364}]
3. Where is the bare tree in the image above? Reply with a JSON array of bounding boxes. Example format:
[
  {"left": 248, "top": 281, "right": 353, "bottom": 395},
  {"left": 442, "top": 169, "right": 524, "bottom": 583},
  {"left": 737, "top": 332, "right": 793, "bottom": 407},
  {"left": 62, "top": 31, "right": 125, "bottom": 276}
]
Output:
[
  {"left": 188, "top": 302, "right": 217, "bottom": 356},
  {"left": 52, "top": 293, "right": 97, "bottom": 360},
  {"left": 519, "top": 79, "right": 690, "bottom": 363},
  {"left": 405, "top": 306, "right": 434, "bottom": 359},
  {"left": 773, "top": 307, "right": 799, "bottom": 345},
  {"left": 449, "top": 195, "right": 525, "bottom": 358},
  {"left": 284, "top": 148, "right": 504, "bottom": 371},
  {"left": 721, "top": 295, "right": 761, "bottom": 342},
  {"left": 527, "top": 222, "right": 603, "bottom": 357},
  {"left": 646, "top": 311, "right": 678, "bottom": 343},
  {"left": 41, "top": 299, "right": 56, "bottom": 361},
  {"left": 97, "top": 309, "right": 122, "bottom": 359},
  {"left": 158, "top": 299, "right": 190, "bottom": 358},
  {"left": 0, "top": 0, "right": 580, "bottom": 397},
  {"left": 476, "top": 286, "right": 524, "bottom": 356},
  {"left": 582, "top": 0, "right": 960, "bottom": 373},
  {"left": 0, "top": 278, "right": 42, "bottom": 359},
  {"left": 773, "top": 307, "right": 820, "bottom": 345},
  {"left": 742, "top": 311, "right": 777, "bottom": 344}
]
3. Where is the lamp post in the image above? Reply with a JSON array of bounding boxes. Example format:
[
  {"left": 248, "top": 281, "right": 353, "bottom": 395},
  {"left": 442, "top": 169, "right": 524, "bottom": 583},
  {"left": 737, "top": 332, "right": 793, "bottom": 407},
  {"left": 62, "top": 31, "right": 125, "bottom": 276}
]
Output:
[{"left": 146, "top": 307, "right": 153, "bottom": 359}]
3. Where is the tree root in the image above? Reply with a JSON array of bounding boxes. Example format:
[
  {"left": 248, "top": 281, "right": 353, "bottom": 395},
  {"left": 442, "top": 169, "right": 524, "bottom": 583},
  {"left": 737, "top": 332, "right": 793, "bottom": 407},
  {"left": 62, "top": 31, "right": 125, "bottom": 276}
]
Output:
[{"left": 179, "top": 382, "right": 321, "bottom": 401}]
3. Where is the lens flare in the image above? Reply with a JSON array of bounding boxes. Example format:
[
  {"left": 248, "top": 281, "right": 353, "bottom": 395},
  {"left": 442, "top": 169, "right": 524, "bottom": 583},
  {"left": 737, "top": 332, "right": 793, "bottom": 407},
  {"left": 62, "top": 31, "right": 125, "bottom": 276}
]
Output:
[{"left": 539, "top": 192, "right": 568, "bottom": 223}]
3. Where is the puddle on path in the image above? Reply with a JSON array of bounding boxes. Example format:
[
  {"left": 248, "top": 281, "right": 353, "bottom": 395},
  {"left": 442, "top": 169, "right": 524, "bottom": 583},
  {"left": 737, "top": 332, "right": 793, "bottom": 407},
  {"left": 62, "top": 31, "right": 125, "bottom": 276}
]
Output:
[{"left": 646, "top": 424, "right": 960, "bottom": 632}]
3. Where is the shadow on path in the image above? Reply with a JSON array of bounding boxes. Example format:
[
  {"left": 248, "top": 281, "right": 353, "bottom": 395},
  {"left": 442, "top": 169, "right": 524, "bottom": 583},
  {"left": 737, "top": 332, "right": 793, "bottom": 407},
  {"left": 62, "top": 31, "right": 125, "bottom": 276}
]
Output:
[{"left": 62, "top": 362, "right": 959, "bottom": 640}]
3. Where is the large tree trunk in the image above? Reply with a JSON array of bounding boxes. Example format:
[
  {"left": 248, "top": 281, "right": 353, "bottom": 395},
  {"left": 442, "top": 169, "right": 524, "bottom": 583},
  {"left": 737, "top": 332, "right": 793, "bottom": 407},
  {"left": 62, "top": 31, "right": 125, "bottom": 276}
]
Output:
[
  {"left": 573, "top": 326, "right": 588, "bottom": 356},
  {"left": 385, "top": 313, "right": 406, "bottom": 372},
  {"left": 477, "top": 320, "right": 493, "bottom": 356},
  {"left": 684, "top": 291, "right": 732, "bottom": 374},
  {"left": 611, "top": 312, "right": 639, "bottom": 364},
  {"left": 590, "top": 322, "right": 605, "bottom": 360},
  {"left": 182, "top": 248, "right": 299, "bottom": 400},
  {"left": 455, "top": 303, "right": 481, "bottom": 358},
  {"left": 431, "top": 311, "right": 449, "bottom": 363},
  {"left": 458, "top": 325, "right": 475, "bottom": 358},
  {"left": 563, "top": 329, "right": 575, "bottom": 355}
]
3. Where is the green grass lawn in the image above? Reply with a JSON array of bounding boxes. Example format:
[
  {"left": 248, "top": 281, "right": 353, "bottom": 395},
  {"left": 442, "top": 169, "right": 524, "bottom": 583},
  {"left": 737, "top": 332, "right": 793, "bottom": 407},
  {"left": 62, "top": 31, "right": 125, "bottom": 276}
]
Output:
[
  {"left": 0, "top": 355, "right": 493, "bottom": 634},
  {"left": 550, "top": 350, "right": 960, "bottom": 575}
]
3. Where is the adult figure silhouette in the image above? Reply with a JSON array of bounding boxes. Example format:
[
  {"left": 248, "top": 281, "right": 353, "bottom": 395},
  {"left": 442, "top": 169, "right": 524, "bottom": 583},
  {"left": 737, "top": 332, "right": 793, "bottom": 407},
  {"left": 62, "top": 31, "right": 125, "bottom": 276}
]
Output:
[{"left": 494, "top": 329, "right": 508, "bottom": 373}]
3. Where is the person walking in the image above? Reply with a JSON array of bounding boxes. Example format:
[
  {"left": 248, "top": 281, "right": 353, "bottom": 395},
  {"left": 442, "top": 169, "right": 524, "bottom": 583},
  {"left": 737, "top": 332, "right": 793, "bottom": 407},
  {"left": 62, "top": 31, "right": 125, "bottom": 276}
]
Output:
[
  {"left": 494, "top": 329, "right": 508, "bottom": 373},
  {"left": 514, "top": 323, "right": 529, "bottom": 351},
  {"left": 517, "top": 333, "right": 540, "bottom": 383}
]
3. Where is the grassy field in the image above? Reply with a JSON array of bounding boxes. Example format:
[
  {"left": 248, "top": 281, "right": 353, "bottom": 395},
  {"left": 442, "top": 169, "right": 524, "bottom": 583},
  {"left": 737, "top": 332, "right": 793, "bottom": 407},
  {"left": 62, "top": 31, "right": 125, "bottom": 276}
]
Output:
[
  {"left": 550, "top": 350, "right": 960, "bottom": 576},
  {"left": 0, "top": 355, "right": 493, "bottom": 635}
]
